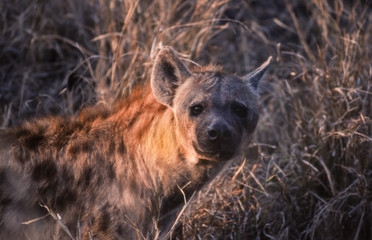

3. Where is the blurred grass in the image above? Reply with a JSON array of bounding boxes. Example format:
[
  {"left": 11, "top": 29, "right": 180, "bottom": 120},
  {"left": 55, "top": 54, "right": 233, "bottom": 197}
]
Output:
[{"left": 0, "top": 0, "right": 371, "bottom": 239}]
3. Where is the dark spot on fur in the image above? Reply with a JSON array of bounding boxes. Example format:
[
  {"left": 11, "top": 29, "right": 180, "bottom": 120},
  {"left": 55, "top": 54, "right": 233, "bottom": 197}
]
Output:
[
  {"left": 107, "top": 162, "right": 116, "bottom": 181},
  {"left": 56, "top": 120, "right": 77, "bottom": 136},
  {"left": 108, "top": 141, "right": 115, "bottom": 155},
  {"left": 18, "top": 146, "right": 31, "bottom": 164},
  {"left": 129, "top": 179, "right": 138, "bottom": 194},
  {"left": 52, "top": 135, "right": 68, "bottom": 147},
  {"left": 127, "top": 111, "right": 141, "bottom": 129},
  {"left": 178, "top": 152, "right": 186, "bottom": 162},
  {"left": 52, "top": 166, "right": 77, "bottom": 209},
  {"left": 83, "top": 125, "right": 92, "bottom": 134},
  {"left": 117, "top": 140, "right": 126, "bottom": 154},
  {"left": 98, "top": 208, "right": 111, "bottom": 232},
  {"left": 93, "top": 168, "right": 103, "bottom": 185},
  {"left": 68, "top": 140, "right": 91, "bottom": 156},
  {"left": 55, "top": 188, "right": 77, "bottom": 210},
  {"left": 52, "top": 120, "right": 83, "bottom": 147},
  {"left": 32, "top": 160, "right": 57, "bottom": 182},
  {"left": 79, "top": 167, "right": 93, "bottom": 187},
  {"left": 81, "top": 141, "right": 91, "bottom": 152},
  {"left": 19, "top": 131, "right": 45, "bottom": 150},
  {"left": 68, "top": 144, "right": 80, "bottom": 156}
]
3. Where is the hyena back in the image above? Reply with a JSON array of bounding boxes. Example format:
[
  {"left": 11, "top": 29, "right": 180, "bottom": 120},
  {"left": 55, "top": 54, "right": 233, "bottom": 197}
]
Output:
[{"left": 0, "top": 47, "right": 271, "bottom": 239}]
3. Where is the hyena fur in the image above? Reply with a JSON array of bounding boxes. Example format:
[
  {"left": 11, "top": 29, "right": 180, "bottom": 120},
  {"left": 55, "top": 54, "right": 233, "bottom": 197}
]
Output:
[{"left": 0, "top": 47, "right": 271, "bottom": 239}]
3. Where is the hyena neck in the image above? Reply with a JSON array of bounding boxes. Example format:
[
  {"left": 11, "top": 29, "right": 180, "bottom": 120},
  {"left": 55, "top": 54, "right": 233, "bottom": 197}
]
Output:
[{"left": 113, "top": 86, "right": 210, "bottom": 201}]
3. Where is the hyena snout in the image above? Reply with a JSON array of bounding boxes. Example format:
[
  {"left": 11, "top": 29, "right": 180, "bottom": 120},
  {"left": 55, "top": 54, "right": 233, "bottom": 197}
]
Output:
[
  {"left": 195, "top": 118, "right": 240, "bottom": 161},
  {"left": 206, "top": 121, "right": 232, "bottom": 143}
]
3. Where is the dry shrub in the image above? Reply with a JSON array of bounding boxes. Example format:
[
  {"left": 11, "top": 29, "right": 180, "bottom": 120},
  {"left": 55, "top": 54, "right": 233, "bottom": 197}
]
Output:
[{"left": 0, "top": 0, "right": 371, "bottom": 239}]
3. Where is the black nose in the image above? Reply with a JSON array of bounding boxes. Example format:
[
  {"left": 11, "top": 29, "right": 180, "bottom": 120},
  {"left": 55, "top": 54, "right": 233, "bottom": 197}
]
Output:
[{"left": 207, "top": 122, "right": 231, "bottom": 142}]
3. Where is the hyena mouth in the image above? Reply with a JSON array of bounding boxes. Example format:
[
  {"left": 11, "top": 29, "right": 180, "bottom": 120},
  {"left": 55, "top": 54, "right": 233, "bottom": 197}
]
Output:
[{"left": 192, "top": 142, "right": 235, "bottom": 161}]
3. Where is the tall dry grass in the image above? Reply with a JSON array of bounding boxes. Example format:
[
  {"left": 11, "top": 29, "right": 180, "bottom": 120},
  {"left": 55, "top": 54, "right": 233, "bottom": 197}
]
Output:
[{"left": 0, "top": 0, "right": 371, "bottom": 239}]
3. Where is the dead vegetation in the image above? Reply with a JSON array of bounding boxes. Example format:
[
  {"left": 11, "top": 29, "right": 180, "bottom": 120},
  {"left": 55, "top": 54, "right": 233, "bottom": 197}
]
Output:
[{"left": 0, "top": 0, "right": 371, "bottom": 239}]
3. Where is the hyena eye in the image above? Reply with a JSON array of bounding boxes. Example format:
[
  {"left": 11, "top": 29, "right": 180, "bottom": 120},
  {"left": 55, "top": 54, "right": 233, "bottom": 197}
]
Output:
[
  {"left": 232, "top": 102, "right": 248, "bottom": 118},
  {"left": 190, "top": 104, "right": 204, "bottom": 116}
]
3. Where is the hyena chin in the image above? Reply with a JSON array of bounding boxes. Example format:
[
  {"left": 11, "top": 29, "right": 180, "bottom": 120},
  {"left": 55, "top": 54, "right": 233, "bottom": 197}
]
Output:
[{"left": 0, "top": 47, "right": 271, "bottom": 239}]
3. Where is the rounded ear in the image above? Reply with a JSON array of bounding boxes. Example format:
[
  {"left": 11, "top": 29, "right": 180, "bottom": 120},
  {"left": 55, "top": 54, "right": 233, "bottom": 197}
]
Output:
[
  {"left": 243, "top": 56, "right": 272, "bottom": 90},
  {"left": 151, "top": 47, "right": 192, "bottom": 107}
]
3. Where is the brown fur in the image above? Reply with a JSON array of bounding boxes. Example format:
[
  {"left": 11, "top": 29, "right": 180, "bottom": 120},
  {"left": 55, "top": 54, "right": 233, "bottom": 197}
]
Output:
[{"left": 0, "top": 47, "right": 271, "bottom": 239}]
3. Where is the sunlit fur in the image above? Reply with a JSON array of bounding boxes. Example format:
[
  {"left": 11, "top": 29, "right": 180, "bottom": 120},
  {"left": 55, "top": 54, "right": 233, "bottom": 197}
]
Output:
[{"left": 0, "top": 84, "right": 218, "bottom": 239}]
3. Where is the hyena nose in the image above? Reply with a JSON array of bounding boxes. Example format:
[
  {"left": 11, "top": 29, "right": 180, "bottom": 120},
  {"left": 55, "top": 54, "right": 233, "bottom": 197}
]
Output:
[{"left": 207, "top": 122, "right": 231, "bottom": 142}]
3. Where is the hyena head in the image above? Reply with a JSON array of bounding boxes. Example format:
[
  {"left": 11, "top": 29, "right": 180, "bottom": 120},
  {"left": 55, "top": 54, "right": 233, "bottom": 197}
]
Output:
[{"left": 151, "top": 47, "right": 271, "bottom": 163}]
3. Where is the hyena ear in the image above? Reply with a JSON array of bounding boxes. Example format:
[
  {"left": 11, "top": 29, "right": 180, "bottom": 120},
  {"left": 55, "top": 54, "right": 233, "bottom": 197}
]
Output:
[
  {"left": 151, "top": 47, "right": 192, "bottom": 107},
  {"left": 243, "top": 56, "right": 272, "bottom": 90}
]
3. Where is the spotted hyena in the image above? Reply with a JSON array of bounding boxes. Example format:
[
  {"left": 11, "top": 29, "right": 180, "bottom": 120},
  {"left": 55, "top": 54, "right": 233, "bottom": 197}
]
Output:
[{"left": 0, "top": 47, "right": 271, "bottom": 239}]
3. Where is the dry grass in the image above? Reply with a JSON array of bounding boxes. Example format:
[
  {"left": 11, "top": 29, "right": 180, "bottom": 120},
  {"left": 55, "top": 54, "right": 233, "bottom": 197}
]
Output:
[{"left": 1, "top": 0, "right": 371, "bottom": 239}]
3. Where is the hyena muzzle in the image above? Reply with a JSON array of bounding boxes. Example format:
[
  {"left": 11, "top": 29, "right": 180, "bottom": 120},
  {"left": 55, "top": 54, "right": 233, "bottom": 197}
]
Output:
[{"left": 0, "top": 47, "right": 271, "bottom": 239}]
